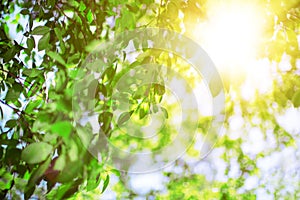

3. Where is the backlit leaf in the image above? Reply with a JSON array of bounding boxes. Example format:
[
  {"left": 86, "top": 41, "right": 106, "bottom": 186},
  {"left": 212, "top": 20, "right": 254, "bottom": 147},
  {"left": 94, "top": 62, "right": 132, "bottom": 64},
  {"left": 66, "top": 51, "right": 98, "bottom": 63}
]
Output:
[
  {"left": 21, "top": 142, "right": 53, "bottom": 164},
  {"left": 51, "top": 121, "right": 72, "bottom": 140}
]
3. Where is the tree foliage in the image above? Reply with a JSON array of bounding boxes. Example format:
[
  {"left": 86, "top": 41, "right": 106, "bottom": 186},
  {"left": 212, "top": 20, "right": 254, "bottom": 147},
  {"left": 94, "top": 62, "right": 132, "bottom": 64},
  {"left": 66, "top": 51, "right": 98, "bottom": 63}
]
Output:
[{"left": 0, "top": 0, "right": 300, "bottom": 199}]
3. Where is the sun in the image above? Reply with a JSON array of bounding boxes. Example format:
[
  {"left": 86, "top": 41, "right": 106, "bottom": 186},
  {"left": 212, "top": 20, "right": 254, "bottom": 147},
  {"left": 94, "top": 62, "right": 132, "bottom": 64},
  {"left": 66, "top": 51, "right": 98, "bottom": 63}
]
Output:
[{"left": 193, "top": 1, "right": 267, "bottom": 81}]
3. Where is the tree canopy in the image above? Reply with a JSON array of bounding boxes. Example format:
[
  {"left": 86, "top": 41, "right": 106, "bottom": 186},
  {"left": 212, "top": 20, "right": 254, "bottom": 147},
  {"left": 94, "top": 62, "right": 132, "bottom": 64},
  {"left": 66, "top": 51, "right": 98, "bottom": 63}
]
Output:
[{"left": 0, "top": 0, "right": 300, "bottom": 199}]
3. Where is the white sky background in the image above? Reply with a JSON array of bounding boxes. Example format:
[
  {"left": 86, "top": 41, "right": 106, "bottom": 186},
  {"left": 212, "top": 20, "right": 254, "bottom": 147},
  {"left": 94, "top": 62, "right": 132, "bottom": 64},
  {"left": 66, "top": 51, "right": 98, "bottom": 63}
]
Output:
[{"left": 2, "top": 3, "right": 300, "bottom": 199}]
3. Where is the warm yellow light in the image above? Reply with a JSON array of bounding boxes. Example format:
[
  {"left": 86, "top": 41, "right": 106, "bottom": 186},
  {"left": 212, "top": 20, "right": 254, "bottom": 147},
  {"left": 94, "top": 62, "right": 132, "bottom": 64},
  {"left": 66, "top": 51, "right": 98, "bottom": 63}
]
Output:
[{"left": 194, "top": 1, "right": 266, "bottom": 80}]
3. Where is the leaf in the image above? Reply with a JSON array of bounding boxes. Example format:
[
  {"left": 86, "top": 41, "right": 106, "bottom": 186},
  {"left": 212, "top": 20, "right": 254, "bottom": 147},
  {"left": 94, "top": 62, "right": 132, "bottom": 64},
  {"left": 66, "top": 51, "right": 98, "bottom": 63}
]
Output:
[
  {"left": 23, "top": 68, "right": 42, "bottom": 77},
  {"left": 87, "top": 10, "right": 93, "bottom": 23},
  {"left": 79, "top": 1, "right": 86, "bottom": 12},
  {"left": 24, "top": 185, "right": 35, "bottom": 200},
  {"left": 56, "top": 161, "right": 83, "bottom": 183},
  {"left": 38, "top": 32, "right": 50, "bottom": 51},
  {"left": 53, "top": 155, "right": 65, "bottom": 171},
  {"left": 54, "top": 27, "right": 63, "bottom": 41},
  {"left": 5, "top": 148, "right": 21, "bottom": 165},
  {"left": 154, "top": 83, "right": 165, "bottom": 95},
  {"left": 117, "top": 111, "right": 132, "bottom": 126},
  {"left": 31, "top": 26, "right": 50, "bottom": 35},
  {"left": 25, "top": 157, "right": 51, "bottom": 199},
  {"left": 101, "top": 175, "right": 109, "bottom": 193},
  {"left": 98, "top": 112, "right": 113, "bottom": 134},
  {"left": 0, "top": 106, "right": 3, "bottom": 119},
  {"left": 292, "top": 90, "right": 300, "bottom": 107},
  {"left": 25, "top": 99, "right": 43, "bottom": 113},
  {"left": 26, "top": 37, "right": 35, "bottom": 50},
  {"left": 3, "top": 46, "right": 17, "bottom": 62},
  {"left": 5, "top": 119, "right": 17, "bottom": 128},
  {"left": 68, "top": 140, "right": 78, "bottom": 162},
  {"left": 5, "top": 88, "right": 20, "bottom": 102},
  {"left": 139, "top": 103, "right": 149, "bottom": 119},
  {"left": 51, "top": 121, "right": 72, "bottom": 140},
  {"left": 20, "top": 9, "right": 29, "bottom": 15},
  {"left": 47, "top": 51, "right": 66, "bottom": 65},
  {"left": 161, "top": 107, "right": 169, "bottom": 119},
  {"left": 21, "top": 142, "right": 53, "bottom": 164}
]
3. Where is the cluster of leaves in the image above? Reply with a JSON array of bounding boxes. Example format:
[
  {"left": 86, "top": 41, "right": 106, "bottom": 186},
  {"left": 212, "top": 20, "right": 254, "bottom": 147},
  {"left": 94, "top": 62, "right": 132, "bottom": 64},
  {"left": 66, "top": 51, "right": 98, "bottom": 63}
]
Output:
[
  {"left": 1, "top": 0, "right": 300, "bottom": 199},
  {"left": 0, "top": 0, "right": 165, "bottom": 199}
]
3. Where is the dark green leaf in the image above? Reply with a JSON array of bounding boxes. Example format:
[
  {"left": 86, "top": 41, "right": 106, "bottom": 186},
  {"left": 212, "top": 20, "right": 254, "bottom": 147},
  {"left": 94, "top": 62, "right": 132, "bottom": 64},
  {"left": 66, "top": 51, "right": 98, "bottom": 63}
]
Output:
[
  {"left": 5, "top": 119, "right": 17, "bottom": 128},
  {"left": 5, "top": 89, "right": 20, "bottom": 102},
  {"left": 24, "top": 185, "right": 35, "bottom": 200},
  {"left": 0, "top": 106, "right": 3, "bottom": 119},
  {"left": 26, "top": 37, "right": 35, "bottom": 50},
  {"left": 2, "top": 47, "right": 17, "bottom": 62},
  {"left": 101, "top": 175, "right": 109, "bottom": 193},
  {"left": 20, "top": 9, "right": 29, "bottom": 15}
]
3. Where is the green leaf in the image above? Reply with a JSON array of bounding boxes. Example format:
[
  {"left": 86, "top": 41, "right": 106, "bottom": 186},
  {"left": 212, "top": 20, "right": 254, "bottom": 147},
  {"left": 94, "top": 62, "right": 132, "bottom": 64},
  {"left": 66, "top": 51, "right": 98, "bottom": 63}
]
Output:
[
  {"left": 98, "top": 112, "right": 113, "bottom": 134},
  {"left": 54, "top": 27, "right": 63, "bottom": 41},
  {"left": 292, "top": 90, "right": 300, "bottom": 107},
  {"left": 24, "top": 185, "right": 35, "bottom": 200},
  {"left": 5, "top": 119, "right": 17, "bottom": 128},
  {"left": 25, "top": 99, "right": 43, "bottom": 113},
  {"left": 47, "top": 51, "right": 66, "bottom": 66},
  {"left": 26, "top": 37, "right": 35, "bottom": 50},
  {"left": 56, "top": 161, "right": 82, "bottom": 183},
  {"left": 139, "top": 103, "right": 149, "bottom": 119},
  {"left": 0, "top": 106, "right": 3, "bottom": 119},
  {"left": 79, "top": 1, "right": 86, "bottom": 12},
  {"left": 68, "top": 140, "right": 78, "bottom": 162},
  {"left": 87, "top": 10, "right": 93, "bottom": 23},
  {"left": 161, "top": 107, "right": 169, "bottom": 119},
  {"left": 38, "top": 32, "right": 50, "bottom": 51},
  {"left": 54, "top": 154, "right": 65, "bottom": 171},
  {"left": 21, "top": 142, "right": 53, "bottom": 164},
  {"left": 31, "top": 26, "right": 50, "bottom": 35},
  {"left": 25, "top": 157, "right": 51, "bottom": 199},
  {"left": 154, "top": 84, "right": 165, "bottom": 95},
  {"left": 20, "top": 9, "right": 29, "bottom": 15},
  {"left": 51, "top": 121, "right": 72, "bottom": 140},
  {"left": 117, "top": 111, "right": 133, "bottom": 126},
  {"left": 101, "top": 175, "right": 109, "bottom": 193},
  {"left": 23, "top": 68, "right": 43, "bottom": 77},
  {"left": 3, "top": 46, "right": 17, "bottom": 62},
  {"left": 5, "top": 88, "right": 20, "bottom": 102}
]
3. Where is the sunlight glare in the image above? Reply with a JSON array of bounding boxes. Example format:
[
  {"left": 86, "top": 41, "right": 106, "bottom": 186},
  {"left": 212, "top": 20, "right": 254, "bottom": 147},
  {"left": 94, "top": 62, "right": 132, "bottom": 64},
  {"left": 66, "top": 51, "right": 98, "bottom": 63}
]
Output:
[{"left": 194, "top": 1, "right": 266, "bottom": 80}]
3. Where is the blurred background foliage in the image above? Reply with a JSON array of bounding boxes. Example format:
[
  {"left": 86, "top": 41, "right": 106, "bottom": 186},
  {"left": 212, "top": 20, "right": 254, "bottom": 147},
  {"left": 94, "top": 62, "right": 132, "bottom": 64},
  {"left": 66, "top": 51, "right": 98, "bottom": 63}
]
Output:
[{"left": 0, "top": 0, "right": 300, "bottom": 199}]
